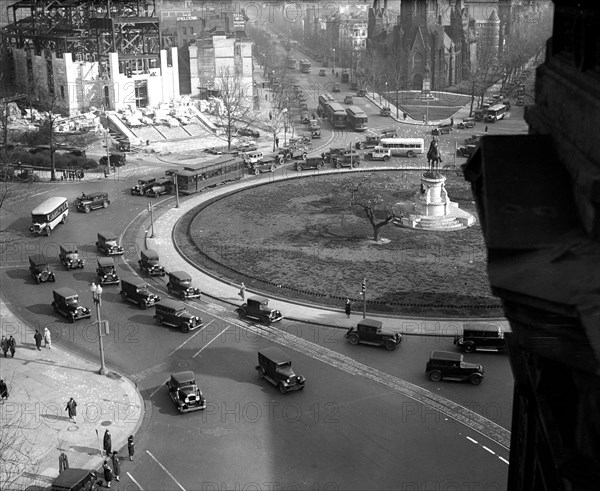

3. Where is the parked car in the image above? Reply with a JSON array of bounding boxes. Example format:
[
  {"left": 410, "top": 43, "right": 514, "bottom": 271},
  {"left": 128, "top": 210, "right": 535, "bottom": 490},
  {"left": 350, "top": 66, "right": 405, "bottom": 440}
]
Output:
[
  {"left": 425, "top": 350, "right": 484, "bottom": 385},
  {"left": 344, "top": 95, "right": 354, "bottom": 104},
  {"left": 332, "top": 83, "right": 341, "bottom": 92},
  {"left": 456, "top": 144, "right": 477, "bottom": 158},
  {"left": 355, "top": 135, "right": 382, "bottom": 150},
  {"left": 96, "top": 257, "right": 119, "bottom": 286},
  {"left": 357, "top": 88, "right": 367, "bottom": 97},
  {"left": 120, "top": 277, "right": 161, "bottom": 309},
  {"left": 146, "top": 178, "right": 172, "bottom": 198},
  {"left": 51, "top": 288, "right": 92, "bottom": 323},
  {"left": 96, "top": 231, "right": 124, "bottom": 256},
  {"left": 139, "top": 249, "right": 166, "bottom": 276},
  {"left": 75, "top": 191, "right": 110, "bottom": 213},
  {"left": 51, "top": 467, "right": 96, "bottom": 491},
  {"left": 319, "top": 69, "right": 326, "bottom": 76},
  {"left": 345, "top": 318, "right": 402, "bottom": 351},
  {"left": 238, "top": 127, "right": 260, "bottom": 138},
  {"left": 465, "top": 135, "right": 482, "bottom": 146},
  {"left": 247, "top": 157, "right": 279, "bottom": 175},
  {"left": 29, "top": 255, "right": 56, "bottom": 284},
  {"left": 296, "top": 157, "right": 325, "bottom": 171},
  {"left": 431, "top": 123, "right": 453, "bottom": 136},
  {"left": 456, "top": 118, "right": 476, "bottom": 129},
  {"left": 332, "top": 152, "right": 360, "bottom": 168},
  {"left": 167, "top": 271, "right": 202, "bottom": 300},
  {"left": 58, "top": 245, "right": 84, "bottom": 270},
  {"left": 238, "top": 296, "right": 283, "bottom": 324},
  {"left": 99, "top": 154, "right": 126, "bottom": 167},
  {"left": 131, "top": 178, "right": 156, "bottom": 196},
  {"left": 380, "top": 107, "right": 391, "bottom": 116},
  {"left": 154, "top": 299, "right": 202, "bottom": 333},
  {"left": 454, "top": 323, "right": 507, "bottom": 352},
  {"left": 166, "top": 371, "right": 207, "bottom": 413},
  {"left": 256, "top": 347, "right": 306, "bottom": 394},
  {"left": 278, "top": 146, "right": 308, "bottom": 162},
  {"left": 364, "top": 147, "right": 391, "bottom": 161}
]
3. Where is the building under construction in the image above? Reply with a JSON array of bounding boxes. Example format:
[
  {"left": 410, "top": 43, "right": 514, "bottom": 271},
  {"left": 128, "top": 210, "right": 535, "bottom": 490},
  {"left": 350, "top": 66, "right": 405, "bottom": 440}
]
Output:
[{"left": 1, "top": 0, "right": 179, "bottom": 115}]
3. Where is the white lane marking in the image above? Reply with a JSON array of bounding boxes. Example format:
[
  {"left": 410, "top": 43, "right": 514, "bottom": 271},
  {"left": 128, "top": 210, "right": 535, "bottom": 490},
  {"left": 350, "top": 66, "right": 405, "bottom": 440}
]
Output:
[
  {"left": 126, "top": 472, "right": 145, "bottom": 490},
  {"left": 166, "top": 319, "right": 214, "bottom": 357},
  {"left": 146, "top": 450, "right": 187, "bottom": 491},
  {"left": 466, "top": 436, "right": 478, "bottom": 444},
  {"left": 149, "top": 379, "right": 169, "bottom": 399},
  {"left": 499, "top": 456, "right": 509, "bottom": 465},
  {"left": 192, "top": 326, "right": 229, "bottom": 358},
  {"left": 482, "top": 446, "right": 495, "bottom": 455}
]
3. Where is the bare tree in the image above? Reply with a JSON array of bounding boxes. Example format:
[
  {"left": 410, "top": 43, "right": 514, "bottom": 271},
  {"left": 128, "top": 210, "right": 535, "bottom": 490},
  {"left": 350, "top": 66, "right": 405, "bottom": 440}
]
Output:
[{"left": 341, "top": 174, "right": 397, "bottom": 242}]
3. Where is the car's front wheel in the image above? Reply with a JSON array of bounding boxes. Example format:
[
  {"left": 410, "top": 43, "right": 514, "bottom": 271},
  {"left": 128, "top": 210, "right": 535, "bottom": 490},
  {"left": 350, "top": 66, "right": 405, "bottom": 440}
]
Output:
[
  {"left": 347, "top": 334, "right": 359, "bottom": 345},
  {"left": 84, "top": 205, "right": 91, "bottom": 213},
  {"left": 181, "top": 323, "right": 191, "bottom": 334},
  {"left": 155, "top": 315, "right": 163, "bottom": 325},
  {"left": 296, "top": 164, "right": 303, "bottom": 171},
  {"left": 407, "top": 151, "right": 415, "bottom": 158},
  {"left": 102, "top": 201, "right": 108, "bottom": 208},
  {"left": 429, "top": 371, "right": 442, "bottom": 382},
  {"left": 253, "top": 168, "right": 260, "bottom": 175},
  {"left": 120, "top": 291, "right": 128, "bottom": 302},
  {"left": 462, "top": 342, "right": 476, "bottom": 353},
  {"left": 470, "top": 374, "right": 483, "bottom": 385},
  {"left": 278, "top": 383, "right": 287, "bottom": 394},
  {"left": 384, "top": 340, "right": 397, "bottom": 351},
  {"left": 383, "top": 155, "right": 390, "bottom": 161}
]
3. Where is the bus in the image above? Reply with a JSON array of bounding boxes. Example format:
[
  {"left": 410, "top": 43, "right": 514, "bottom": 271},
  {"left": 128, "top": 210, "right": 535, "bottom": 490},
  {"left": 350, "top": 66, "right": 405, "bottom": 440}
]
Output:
[
  {"left": 317, "top": 93, "right": 335, "bottom": 117},
  {"left": 286, "top": 57, "right": 297, "bottom": 70},
  {"left": 30, "top": 196, "right": 69, "bottom": 236},
  {"left": 325, "top": 102, "right": 347, "bottom": 129},
  {"left": 174, "top": 155, "right": 246, "bottom": 195},
  {"left": 484, "top": 104, "right": 507, "bottom": 123},
  {"left": 380, "top": 138, "right": 425, "bottom": 158},
  {"left": 299, "top": 59, "right": 311, "bottom": 73},
  {"left": 345, "top": 106, "right": 368, "bottom": 131}
]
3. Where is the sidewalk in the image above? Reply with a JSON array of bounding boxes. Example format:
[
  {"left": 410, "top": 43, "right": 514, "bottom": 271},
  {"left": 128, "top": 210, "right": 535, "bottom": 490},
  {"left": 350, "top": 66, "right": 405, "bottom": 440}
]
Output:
[
  {"left": 146, "top": 172, "right": 509, "bottom": 338},
  {"left": 0, "top": 297, "right": 144, "bottom": 490}
]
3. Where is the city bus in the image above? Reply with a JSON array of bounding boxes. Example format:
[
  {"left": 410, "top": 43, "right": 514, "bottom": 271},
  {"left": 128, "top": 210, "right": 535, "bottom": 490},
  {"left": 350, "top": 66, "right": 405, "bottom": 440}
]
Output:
[
  {"left": 317, "top": 93, "right": 335, "bottom": 117},
  {"left": 484, "top": 104, "right": 507, "bottom": 122},
  {"left": 380, "top": 138, "right": 425, "bottom": 158},
  {"left": 299, "top": 59, "right": 311, "bottom": 73},
  {"left": 325, "top": 102, "right": 347, "bottom": 128},
  {"left": 30, "top": 196, "right": 69, "bottom": 236},
  {"left": 286, "top": 57, "right": 297, "bottom": 70},
  {"left": 345, "top": 106, "right": 368, "bottom": 131}
]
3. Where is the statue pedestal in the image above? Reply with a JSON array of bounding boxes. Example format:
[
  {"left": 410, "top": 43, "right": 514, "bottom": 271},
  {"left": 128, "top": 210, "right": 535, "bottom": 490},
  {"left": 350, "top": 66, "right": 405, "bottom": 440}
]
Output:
[{"left": 395, "top": 172, "right": 476, "bottom": 231}]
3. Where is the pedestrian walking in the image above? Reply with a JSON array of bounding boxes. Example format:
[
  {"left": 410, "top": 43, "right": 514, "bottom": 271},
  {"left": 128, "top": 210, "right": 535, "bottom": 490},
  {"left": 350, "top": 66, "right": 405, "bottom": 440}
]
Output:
[
  {"left": 8, "top": 335, "right": 16, "bottom": 357},
  {"left": 1, "top": 335, "right": 8, "bottom": 357},
  {"left": 485, "top": 125, "right": 488, "bottom": 133},
  {"left": 103, "top": 429, "right": 112, "bottom": 456},
  {"left": 65, "top": 397, "right": 77, "bottom": 423},
  {"left": 0, "top": 379, "right": 8, "bottom": 401},
  {"left": 127, "top": 435, "right": 135, "bottom": 461},
  {"left": 102, "top": 460, "right": 113, "bottom": 488},
  {"left": 450, "top": 117, "right": 454, "bottom": 127},
  {"left": 111, "top": 451, "right": 120, "bottom": 482},
  {"left": 275, "top": 137, "right": 279, "bottom": 148},
  {"left": 403, "top": 111, "right": 407, "bottom": 120},
  {"left": 345, "top": 299, "right": 352, "bottom": 318},
  {"left": 34, "top": 329, "right": 43, "bottom": 350},
  {"left": 239, "top": 282, "right": 246, "bottom": 301},
  {"left": 43, "top": 326, "right": 52, "bottom": 348}
]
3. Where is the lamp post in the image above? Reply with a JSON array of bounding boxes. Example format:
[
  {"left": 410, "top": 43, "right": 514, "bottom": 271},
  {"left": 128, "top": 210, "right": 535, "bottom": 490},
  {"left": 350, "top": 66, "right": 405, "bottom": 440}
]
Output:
[
  {"left": 174, "top": 172, "right": 180, "bottom": 208},
  {"left": 332, "top": 48, "right": 336, "bottom": 71},
  {"left": 385, "top": 82, "right": 388, "bottom": 108},
  {"left": 90, "top": 283, "right": 107, "bottom": 375},
  {"left": 147, "top": 202, "right": 154, "bottom": 238}
]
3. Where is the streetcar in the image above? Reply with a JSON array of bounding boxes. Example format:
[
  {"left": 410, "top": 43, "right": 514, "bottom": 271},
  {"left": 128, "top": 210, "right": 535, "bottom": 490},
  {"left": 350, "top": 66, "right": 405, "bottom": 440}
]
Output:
[
  {"left": 325, "top": 102, "right": 347, "bottom": 129},
  {"left": 345, "top": 106, "right": 368, "bottom": 132},
  {"left": 286, "top": 57, "right": 297, "bottom": 70},
  {"left": 173, "top": 155, "right": 246, "bottom": 195},
  {"left": 299, "top": 59, "right": 311, "bottom": 73},
  {"left": 317, "top": 93, "right": 335, "bottom": 117}
]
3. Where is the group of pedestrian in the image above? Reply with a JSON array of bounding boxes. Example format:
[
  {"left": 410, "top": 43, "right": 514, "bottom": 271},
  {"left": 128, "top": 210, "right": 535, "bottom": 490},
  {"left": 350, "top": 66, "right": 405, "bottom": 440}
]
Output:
[
  {"left": 34, "top": 327, "right": 52, "bottom": 350},
  {"left": 100, "top": 430, "right": 135, "bottom": 487},
  {"left": 61, "top": 170, "right": 84, "bottom": 181},
  {"left": 1, "top": 335, "right": 16, "bottom": 357}
]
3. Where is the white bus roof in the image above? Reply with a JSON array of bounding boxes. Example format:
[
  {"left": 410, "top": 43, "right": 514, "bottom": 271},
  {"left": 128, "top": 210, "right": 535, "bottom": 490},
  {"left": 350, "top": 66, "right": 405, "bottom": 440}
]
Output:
[
  {"left": 487, "top": 104, "right": 506, "bottom": 111},
  {"left": 381, "top": 137, "right": 425, "bottom": 145},
  {"left": 31, "top": 197, "right": 68, "bottom": 215}
]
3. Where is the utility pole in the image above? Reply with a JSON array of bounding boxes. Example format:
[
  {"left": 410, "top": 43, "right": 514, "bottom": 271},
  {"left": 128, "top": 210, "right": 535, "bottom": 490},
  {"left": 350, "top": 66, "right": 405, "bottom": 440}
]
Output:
[{"left": 361, "top": 277, "right": 366, "bottom": 319}]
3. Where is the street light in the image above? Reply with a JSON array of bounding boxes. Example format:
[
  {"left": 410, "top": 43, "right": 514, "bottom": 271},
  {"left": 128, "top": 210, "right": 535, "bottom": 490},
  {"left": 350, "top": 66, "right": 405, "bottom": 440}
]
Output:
[
  {"left": 385, "top": 82, "right": 388, "bottom": 108},
  {"left": 90, "top": 283, "right": 107, "bottom": 376}
]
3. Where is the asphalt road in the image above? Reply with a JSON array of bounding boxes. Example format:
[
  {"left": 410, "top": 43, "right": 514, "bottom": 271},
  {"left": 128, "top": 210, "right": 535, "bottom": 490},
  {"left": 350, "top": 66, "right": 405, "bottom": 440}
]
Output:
[{"left": 0, "top": 85, "right": 523, "bottom": 489}]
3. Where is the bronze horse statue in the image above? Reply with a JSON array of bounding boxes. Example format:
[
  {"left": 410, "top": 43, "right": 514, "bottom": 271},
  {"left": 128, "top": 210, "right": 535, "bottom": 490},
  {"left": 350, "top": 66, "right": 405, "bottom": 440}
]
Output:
[{"left": 427, "top": 139, "right": 443, "bottom": 172}]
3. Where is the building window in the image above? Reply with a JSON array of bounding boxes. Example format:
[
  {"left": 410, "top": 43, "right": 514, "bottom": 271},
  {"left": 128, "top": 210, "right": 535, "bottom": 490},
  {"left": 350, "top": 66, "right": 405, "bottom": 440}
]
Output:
[
  {"left": 190, "top": 26, "right": 194, "bottom": 35},
  {"left": 60, "top": 86, "right": 64, "bottom": 98},
  {"left": 182, "top": 27, "right": 187, "bottom": 35}
]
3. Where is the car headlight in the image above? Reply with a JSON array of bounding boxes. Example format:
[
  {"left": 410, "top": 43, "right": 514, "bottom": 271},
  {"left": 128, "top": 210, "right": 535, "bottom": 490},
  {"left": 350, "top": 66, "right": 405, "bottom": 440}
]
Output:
[{"left": 286, "top": 378, "right": 290, "bottom": 384}]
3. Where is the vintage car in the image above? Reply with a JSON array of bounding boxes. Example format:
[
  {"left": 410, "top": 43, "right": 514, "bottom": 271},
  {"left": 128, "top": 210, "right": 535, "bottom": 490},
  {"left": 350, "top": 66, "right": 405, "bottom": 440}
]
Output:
[
  {"left": 380, "top": 127, "right": 398, "bottom": 138},
  {"left": 51, "top": 288, "right": 92, "bottom": 323},
  {"left": 154, "top": 299, "right": 202, "bottom": 333},
  {"left": 456, "top": 144, "right": 477, "bottom": 158},
  {"left": 146, "top": 178, "right": 172, "bottom": 198},
  {"left": 350, "top": 82, "right": 358, "bottom": 90},
  {"left": 296, "top": 157, "right": 325, "bottom": 171},
  {"left": 256, "top": 347, "right": 306, "bottom": 394},
  {"left": 332, "top": 152, "right": 361, "bottom": 168},
  {"left": 357, "top": 88, "right": 367, "bottom": 97},
  {"left": 380, "top": 107, "right": 391, "bottom": 117},
  {"left": 99, "top": 154, "right": 126, "bottom": 167},
  {"left": 131, "top": 178, "right": 157, "bottom": 196},
  {"left": 308, "top": 120, "right": 320, "bottom": 131},
  {"left": 344, "top": 95, "right": 354, "bottom": 104},
  {"left": 319, "top": 69, "right": 326, "bottom": 76},
  {"left": 96, "top": 231, "right": 124, "bottom": 256},
  {"left": 247, "top": 157, "right": 279, "bottom": 175},
  {"left": 139, "top": 249, "right": 166, "bottom": 276},
  {"left": 355, "top": 135, "right": 382, "bottom": 150},
  {"left": 300, "top": 111, "right": 310, "bottom": 124},
  {"left": 96, "top": 257, "right": 119, "bottom": 286},
  {"left": 120, "top": 277, "right": 161, "bottom": 309},
  {"left": 238, "top": 127, "right": 260, "bottom": 138},
  {"left": 425, "top": 350, "right": 484, "bottom": 385},
  {"left": 51, "top": 467, "right": 97, "bottom": 491},
  {"left": 345, "top": 318, "right": 402, "bottom": 351},
  {"left": 321, "top": 147, "right": 353, "bottom": 163},
  {"left": 516, "top": 97, "right": 525, "bottom": 106},
  {"left": 454, "top": 323, "right": 507, "bottom": 353},
  {"left": 465, "top": 135, "right": 482, "bottom": 146},
  {"left": 241, "top": 151, "right": 263, "bottom": 165},
  {"left": 29, "top": 255, "right": 56, "bottom": 284},
  {"left": 456, "top": 118, "right": 476, "bottom": 129},
  {"left": 278, "top": 146, "right": 308, "bottom": 162},
  {"left": 311, "top": 129, "right": 322, "bottom": 139},
  {"left": 431, "top": 123, "right": 453, "bottom": 136},
  {"left": 364, "top": 147, "right": 391, "bottom": 161},
  {"left": 238, "top": 296, "right": 283, "bottom": 324},
  {"left": 58, "top": 245, "right": 84, "bottom": 270},
  {"left": 75, "top": 191, "right": 110, "bottom": 213},
  {"left": 167, "top": 271, "right": 202, "bottom": 300},
  {"left": 166, "top": 371, "right": 207, "bottom": 413},
  {"left": 332, "top": 83, "right": 341, "bottom": 93}
]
